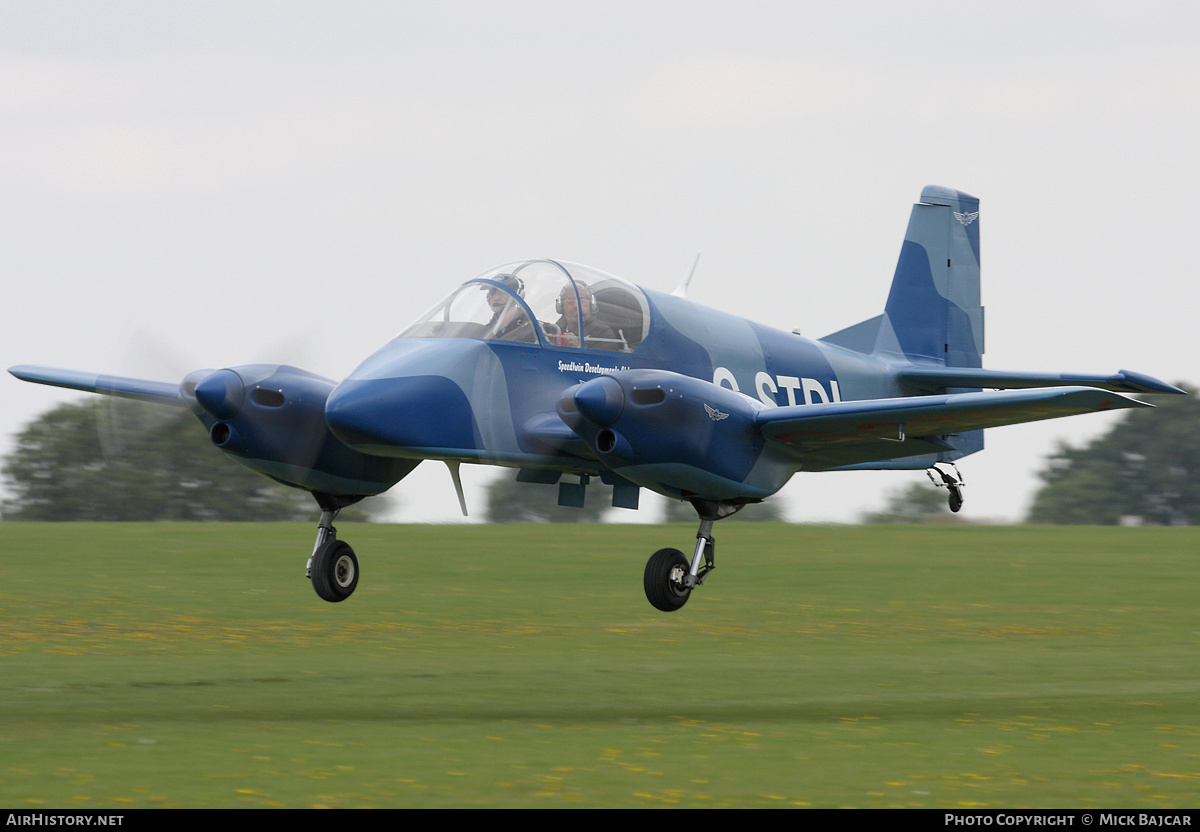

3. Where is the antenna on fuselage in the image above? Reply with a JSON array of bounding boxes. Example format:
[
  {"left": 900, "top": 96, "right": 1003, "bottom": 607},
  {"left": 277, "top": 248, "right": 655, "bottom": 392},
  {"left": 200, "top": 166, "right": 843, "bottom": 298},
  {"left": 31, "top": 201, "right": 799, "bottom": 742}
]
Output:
[
  {"left": 671, "top": 252, "right": 701, "bottom": 299},
  {"left": 445, "top": 461, "right": 468, "bottom": 517}
]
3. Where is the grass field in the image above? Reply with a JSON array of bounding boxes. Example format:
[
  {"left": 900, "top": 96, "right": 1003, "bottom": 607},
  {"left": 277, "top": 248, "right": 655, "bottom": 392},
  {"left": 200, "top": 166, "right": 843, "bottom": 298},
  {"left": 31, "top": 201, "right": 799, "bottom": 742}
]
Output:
[{"left": 0, "top": 522, "right": 1197, "bottom": 808}]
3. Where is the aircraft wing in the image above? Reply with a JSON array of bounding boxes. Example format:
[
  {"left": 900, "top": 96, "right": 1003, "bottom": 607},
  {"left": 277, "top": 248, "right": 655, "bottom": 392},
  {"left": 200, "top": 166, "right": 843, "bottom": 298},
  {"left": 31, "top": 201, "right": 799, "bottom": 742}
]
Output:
[
  {"left": 9, "top": 365, "right": 185, "bottom": 406},
  {"left": 897, "top": 366, "right": 1184, "bottom": 395},
  {"left": 756, "top": 386, "right": 1151, "bottom": 471}
]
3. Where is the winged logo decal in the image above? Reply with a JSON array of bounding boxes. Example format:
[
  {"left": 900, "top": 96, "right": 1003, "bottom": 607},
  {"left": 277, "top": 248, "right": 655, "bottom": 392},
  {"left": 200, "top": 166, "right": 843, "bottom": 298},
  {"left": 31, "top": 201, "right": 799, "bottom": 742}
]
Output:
[
  {"left": 704, "top": 403, "right": 729, "bottom": 421},
  {"left": 954, "top": 210, "right": 979, "bottom": 227}
]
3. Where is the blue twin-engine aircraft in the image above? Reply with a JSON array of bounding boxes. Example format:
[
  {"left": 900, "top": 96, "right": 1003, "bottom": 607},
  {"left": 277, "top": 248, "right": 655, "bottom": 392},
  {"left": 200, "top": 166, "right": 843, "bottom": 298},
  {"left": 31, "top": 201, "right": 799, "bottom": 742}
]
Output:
[{"left": 10, "top": 186, "right": 1184, "bottom": 610}]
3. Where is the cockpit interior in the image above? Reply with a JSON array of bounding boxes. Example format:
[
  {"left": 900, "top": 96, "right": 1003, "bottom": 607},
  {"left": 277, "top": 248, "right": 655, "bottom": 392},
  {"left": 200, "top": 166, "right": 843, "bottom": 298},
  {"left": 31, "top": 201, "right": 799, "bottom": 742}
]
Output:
[{"left": 399, "top": 260, "right": 650, "bottom": 352}]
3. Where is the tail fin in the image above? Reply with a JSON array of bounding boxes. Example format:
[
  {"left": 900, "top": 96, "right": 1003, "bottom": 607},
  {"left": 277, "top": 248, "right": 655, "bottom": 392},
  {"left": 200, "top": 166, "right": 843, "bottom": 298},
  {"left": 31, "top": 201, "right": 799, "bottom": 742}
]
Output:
[
  {"left": 820, "top": 186, "right": 985, "bottom": 466},
  {"left": 821, "top": 185, "right": 984, "bottom": 369}
]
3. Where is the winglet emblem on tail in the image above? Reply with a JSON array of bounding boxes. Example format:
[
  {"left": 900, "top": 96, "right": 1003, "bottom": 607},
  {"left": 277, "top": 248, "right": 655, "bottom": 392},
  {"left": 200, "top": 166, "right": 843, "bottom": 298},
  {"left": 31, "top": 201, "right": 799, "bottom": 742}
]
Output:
[{"left": 954, "top": 210, "right": 979, "bottom": 226}]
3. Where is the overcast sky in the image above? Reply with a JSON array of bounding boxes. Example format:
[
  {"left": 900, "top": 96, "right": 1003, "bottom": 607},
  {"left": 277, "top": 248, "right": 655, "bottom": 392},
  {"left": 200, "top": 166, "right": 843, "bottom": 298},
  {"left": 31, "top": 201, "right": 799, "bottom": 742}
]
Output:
[{"left": 3, "top": 1, "right": 1198, "bottom": 524}]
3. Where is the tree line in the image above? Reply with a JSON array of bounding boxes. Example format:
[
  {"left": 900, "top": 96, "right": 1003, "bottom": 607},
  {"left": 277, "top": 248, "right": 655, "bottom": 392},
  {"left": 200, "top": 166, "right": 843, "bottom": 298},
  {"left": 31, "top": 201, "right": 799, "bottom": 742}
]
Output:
[{"left": 0, "top": 399, "right": 376, "bottom": 521}]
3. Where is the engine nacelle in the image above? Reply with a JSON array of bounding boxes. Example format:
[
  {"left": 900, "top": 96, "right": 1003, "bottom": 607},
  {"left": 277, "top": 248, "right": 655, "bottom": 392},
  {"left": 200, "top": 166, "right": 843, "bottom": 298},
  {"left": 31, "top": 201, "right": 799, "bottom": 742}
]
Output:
[
  {"left": 558, "top": 369, "right": 784, "bottom": 501},
  {"left": 185, "top": 364, "right": 416, "bottom": 497}
]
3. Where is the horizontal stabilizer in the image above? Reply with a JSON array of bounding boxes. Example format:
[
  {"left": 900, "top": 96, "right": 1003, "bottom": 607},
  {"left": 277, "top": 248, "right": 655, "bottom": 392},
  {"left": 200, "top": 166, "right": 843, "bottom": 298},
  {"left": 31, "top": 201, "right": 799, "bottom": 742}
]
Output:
[
  {"left": 9, "top": 365, "right": 185, "bottom": 406},
  {"left": 897, "top": 366, "right": 1185, "bottom": 396},
  {"left": 756, "top": 386, "right": 1150, "bottom": 471}
]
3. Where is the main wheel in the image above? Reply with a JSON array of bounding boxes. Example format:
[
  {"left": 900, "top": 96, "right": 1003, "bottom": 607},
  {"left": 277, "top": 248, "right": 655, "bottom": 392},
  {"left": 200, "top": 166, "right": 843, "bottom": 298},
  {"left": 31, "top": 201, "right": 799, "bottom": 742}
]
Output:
[
  {"left": 644, "top": 548, "right": 691, "bottom": 612},
  {"left": 311, "top": 540, "right": 359, "bottom": 602}
]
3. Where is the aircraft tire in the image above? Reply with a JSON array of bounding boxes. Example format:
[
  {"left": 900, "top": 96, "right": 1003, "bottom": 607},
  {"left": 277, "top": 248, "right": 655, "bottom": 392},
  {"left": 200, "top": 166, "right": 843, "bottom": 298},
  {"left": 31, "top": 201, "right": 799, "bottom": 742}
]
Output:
[
  {"left": 311, "top": 540, "right": 359, "bottom": 602},
  {"left": 948, "top": 487, "right": 963, "bottom": 513},
  {"left": 644, "top": 548, "right": 691, "bottom": 612}
]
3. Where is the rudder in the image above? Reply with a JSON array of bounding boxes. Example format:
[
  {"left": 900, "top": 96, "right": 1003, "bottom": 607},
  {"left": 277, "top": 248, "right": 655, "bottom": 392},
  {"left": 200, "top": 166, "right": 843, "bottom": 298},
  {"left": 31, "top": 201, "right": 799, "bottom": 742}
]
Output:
[
  {"left": 819, "top": 186, "right": 986, "bottom": 466},
  {"left": 882, "top": 186, "right": 983, "bottom": 367},
  {"left": 821, "top": 185, "right": 984, "bottom": 369}
]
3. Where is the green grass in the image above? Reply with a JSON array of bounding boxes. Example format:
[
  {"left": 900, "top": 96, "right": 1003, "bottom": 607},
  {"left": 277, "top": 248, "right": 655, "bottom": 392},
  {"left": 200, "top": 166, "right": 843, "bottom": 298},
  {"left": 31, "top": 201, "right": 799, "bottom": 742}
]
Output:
[{"left": 1, "top": 522, "right": 1197, "bottom": 808}]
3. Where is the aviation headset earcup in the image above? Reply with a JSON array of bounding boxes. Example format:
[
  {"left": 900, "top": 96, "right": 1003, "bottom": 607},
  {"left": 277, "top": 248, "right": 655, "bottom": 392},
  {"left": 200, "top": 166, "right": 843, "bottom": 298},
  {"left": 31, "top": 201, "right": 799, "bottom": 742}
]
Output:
[{"left": 556, "top": 284, "right": 595, "bottom": 315}]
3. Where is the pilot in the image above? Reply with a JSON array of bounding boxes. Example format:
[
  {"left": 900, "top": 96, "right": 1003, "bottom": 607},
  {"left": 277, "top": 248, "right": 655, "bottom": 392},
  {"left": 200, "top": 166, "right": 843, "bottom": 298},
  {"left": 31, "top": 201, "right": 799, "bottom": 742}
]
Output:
[
  {"left": 554, "top": 281, "right": 620, "bottom": 350},
  {"left": 485, "top": 275, "right": 536, "bottom": 343}
]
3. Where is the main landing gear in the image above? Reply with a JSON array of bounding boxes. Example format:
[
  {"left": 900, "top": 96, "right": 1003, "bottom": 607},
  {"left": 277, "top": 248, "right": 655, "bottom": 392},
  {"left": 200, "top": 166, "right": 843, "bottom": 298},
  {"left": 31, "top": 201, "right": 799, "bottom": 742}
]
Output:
[
  {"left": 307, "top": 493, "right": 365, "bottom": 602},
  {"left": 643, "top": 499, "right": 745, "bottom": 612},
  {"left": 927, "top": 462, "right": 965, "bottom": 513}
]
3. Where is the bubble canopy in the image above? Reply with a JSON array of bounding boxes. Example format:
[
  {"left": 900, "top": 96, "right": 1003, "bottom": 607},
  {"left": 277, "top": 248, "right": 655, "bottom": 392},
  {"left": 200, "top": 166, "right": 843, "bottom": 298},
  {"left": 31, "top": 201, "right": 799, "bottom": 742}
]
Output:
[{"left": 398, "top": 260, "right": 650, "bottom": 352}]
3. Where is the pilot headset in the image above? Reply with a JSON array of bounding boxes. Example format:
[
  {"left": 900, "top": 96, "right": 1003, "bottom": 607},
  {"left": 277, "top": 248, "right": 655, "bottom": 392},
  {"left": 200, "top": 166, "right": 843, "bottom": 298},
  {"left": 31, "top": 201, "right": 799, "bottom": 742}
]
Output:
[
  {"left": 491, "top": 274, "right": 525, "bottom": 297},
  {"left": 555, "top": 281, "right": 596, "bottom": 314}
]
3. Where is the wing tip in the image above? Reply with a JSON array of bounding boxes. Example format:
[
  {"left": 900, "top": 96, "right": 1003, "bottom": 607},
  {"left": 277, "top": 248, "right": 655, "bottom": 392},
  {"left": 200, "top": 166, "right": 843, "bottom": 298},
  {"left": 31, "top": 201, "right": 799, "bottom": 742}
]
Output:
[{"left": 9, "top": 364, "right": 184, "bottom": 405}]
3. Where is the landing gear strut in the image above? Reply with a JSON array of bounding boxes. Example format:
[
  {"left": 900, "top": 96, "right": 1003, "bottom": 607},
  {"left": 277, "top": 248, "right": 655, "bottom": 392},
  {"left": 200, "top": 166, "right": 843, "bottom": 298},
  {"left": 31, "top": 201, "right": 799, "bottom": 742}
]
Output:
[
  {"left": 643, "top": 498, "right": 743, "bottom": 612},
  {"left": 927, "top": 463, "right": 965, "bottom": 513},
  {"left": 306, "top": 493, "right": 365, "bottom": 603}
]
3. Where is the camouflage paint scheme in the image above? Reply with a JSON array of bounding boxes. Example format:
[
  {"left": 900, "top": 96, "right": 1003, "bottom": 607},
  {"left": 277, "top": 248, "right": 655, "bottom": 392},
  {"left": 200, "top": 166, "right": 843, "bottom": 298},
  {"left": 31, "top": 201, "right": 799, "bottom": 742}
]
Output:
[
  {"left": 12, "top": 185, "right": 1180, "bottom": 512},
  {"left": 10, "top": 186, "right": 1184, "bottom": 606}
]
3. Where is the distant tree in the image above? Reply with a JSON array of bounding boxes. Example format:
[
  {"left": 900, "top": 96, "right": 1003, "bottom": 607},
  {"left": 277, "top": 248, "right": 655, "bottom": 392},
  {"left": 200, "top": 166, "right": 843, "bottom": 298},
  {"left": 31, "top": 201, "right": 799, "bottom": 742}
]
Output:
[
  {"left": 484, "top": 471, "right": 610, "bottom": 523},
  {"left": 1, "top": 399, "right": 386, "bottom": 521},
  {"left": 660, "top": 496, "right": 783, "bottom": 523},
  {"left": 861, "top": 481, "right": 956, "bottom": 524},
  {"left": 1027, "top": 385, "right": 1199, "bottom": 525}
]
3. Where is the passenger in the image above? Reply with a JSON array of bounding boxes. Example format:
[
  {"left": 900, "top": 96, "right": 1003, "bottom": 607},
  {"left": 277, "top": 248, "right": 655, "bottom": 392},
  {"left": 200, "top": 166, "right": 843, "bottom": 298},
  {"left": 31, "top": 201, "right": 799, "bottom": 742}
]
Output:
[{"left": 554, "top": 282, "right": 620, "bottom": 350}]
